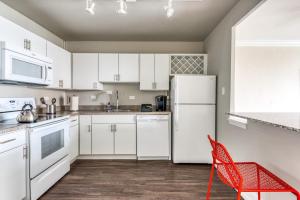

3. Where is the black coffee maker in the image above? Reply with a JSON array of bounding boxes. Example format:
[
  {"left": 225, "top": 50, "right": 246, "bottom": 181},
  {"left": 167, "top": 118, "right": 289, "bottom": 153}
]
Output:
[{"left": 155, "top": 95, "right": 167, "bottom": 111}]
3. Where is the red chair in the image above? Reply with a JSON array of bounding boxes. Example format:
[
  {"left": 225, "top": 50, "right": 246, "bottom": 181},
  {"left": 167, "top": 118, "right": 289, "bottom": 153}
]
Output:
[{"left": 206, "top": 135, "right": 300, "bottom": 200}]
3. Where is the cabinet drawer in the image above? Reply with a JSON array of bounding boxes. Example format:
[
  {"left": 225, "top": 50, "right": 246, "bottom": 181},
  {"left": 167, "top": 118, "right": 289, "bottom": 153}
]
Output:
[
  {"left": 0, "top": 130, "right": 26, "bottom": 154},
  {"left": 92, "top": 115, "right": 136, "bottom": 124},
  {"left": 70, "top": 115, "right": 79, "bottom": 126}
]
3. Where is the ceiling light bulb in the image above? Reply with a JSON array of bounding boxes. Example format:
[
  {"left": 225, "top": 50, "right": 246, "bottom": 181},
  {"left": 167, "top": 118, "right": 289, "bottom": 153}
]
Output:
[
  {"left": 164, "top": 0, "right": 174, "bottom": 18},
  {"left": 86, "top": 0, "right": 95, "bottom": 15},
  {"left": 117, "top": 0, "right": 127, "bottom": 15}
]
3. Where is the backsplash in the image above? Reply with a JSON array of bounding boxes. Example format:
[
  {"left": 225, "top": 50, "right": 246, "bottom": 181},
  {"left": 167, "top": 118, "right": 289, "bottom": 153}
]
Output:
[{"left": 66, "top": 84, "right": 168, "bottom": 106}]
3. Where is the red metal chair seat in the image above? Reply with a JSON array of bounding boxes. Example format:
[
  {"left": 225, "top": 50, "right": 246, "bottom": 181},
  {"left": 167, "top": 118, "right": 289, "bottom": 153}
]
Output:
[{"left": 206, "top": 135, "right": 300, "bottom": 200}]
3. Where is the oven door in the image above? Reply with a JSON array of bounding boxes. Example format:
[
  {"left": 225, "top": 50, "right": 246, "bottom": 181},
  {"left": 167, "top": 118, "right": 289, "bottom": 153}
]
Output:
[
  {"left": 3, "top": 49, "right": 48, "bottom": 85},
  {"left": 29, "top": 120, "right": 70, "bottom": 179}
]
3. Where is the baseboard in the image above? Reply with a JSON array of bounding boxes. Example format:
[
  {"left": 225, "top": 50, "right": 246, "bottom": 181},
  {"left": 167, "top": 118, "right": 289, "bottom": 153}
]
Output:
[{"left": 78, "top": 155, "right": 137, "bottom": 160}]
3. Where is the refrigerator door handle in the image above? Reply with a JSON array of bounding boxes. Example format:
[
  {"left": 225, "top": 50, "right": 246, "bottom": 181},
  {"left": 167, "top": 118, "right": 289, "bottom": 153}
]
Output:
[{"left": 175, "top": 106, "right": 179, "bottom": 132}]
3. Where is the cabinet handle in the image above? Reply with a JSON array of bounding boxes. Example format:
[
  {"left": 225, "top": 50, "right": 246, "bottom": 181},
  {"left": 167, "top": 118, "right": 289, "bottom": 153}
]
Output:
[
  {"left": 0, "top": 138, "right": 16, "bottom": 144},
  {"left": 152, "top": 82, "right": 157, "bottom": 89},
  {"left": 28, "top": 40, "right": 31, "bottom": 50},
  {"left": 59, "top": 80, "right": 64, "bottom": 88},
  {"left": 117, "top": 74, "right": 120, "bottom": 81},
  {"left": 88, "top": 125, "right": 91, "bottom": 132},
  {"left": 114, "top": 124, "right": 117, "bottom": 132},
  {"left": 110, "top": 124, "right": 113, "bottom": 132},
  {"left": 23, "top": 146, "right": 28, "bottom": 159},
  {"left": 24, "top": 39, "right": 26, "bottom": 50}
]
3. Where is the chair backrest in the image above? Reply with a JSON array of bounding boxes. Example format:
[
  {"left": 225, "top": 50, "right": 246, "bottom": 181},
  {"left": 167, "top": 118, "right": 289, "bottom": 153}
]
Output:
[{"left": 208, "top": 135, "right": 243, "bottom": 188}]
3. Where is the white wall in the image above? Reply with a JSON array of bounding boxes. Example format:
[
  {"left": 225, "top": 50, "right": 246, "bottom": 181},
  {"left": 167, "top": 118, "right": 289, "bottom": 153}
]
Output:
[
  {"left": 204, "top": 0, "right": 300, "bottom": 199},
  {"left": 234, "top": 46, "right": 300, "bottom": 112}
]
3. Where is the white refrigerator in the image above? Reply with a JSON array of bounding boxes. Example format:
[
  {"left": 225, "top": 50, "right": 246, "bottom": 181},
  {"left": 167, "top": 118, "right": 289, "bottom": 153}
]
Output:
[{"left": 171, "top": 75, "right": 216, "bottom": 163}]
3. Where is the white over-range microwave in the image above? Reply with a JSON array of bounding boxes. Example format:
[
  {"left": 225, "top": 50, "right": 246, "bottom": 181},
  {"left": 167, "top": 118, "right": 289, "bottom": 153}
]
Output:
[{"left": 0, "top": 42, "right": 53, "bottom": 85}]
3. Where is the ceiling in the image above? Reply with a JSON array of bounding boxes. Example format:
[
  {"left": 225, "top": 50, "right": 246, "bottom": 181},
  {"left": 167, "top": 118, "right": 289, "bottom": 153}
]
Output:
[{"left": 0, "top": 0, "right": 239, "bottom": 41}]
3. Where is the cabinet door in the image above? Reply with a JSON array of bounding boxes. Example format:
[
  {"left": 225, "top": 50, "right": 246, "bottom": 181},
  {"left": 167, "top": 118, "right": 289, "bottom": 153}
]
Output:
[
  {"left": 92, "top": 124, "right": 114, "bottom": 154},
  {"left": 119, "top": 54, "right": 139, "bottom": 82},
  {"left": 99, "top": 53, "right": 118, "bottom": 82},
  {"left": 26, "top": 31, "right": 47, "bottom": 56},
  {"left": 47, "top": 42, "right": 71, "bottom": 89},
  {"left": 0, "top": 16, "right": 29, "bottom": 52},
  {"left": 140, "top": 54, "right": 155, "bottom": 90},
  {"left": 69, "top": 125, "right": 79, "bottom": 161},
  {"left": 155, "top": 54, "right": 170, "bottom": 90},
  {"left": 79, "top": 115, "right": 92, "bottom": 155},
  {"left": 73, "top": 53, "right": 103, "bottom": 90},
  {"left": 115, "top": 124, "right": 136, "bottom": 155},
  {"left": 0, "top": 145, "right": 26, "bottom": 200}
]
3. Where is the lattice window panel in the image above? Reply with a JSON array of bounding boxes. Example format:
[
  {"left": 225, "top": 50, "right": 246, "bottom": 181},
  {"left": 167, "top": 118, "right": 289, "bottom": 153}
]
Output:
[{"left": 170, "top": 55, "right": 207, "bottom": 75}]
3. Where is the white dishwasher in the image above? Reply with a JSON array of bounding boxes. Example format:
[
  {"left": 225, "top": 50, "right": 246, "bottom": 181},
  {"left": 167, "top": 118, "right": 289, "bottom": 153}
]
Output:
[{"left": 137, "top": 115, "right": 171, "bottom": 160}]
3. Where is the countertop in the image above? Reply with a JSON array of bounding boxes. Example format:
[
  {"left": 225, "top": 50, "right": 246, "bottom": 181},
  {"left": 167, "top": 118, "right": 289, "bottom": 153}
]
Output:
[
  {"left": 57, "top": 110, "right": 171, "bottom": 116},
  {"left": 0, "top": 110, "right": 171, "bottom": 134},
  {"left": 0, "top": 123, "right": 27, "bottom": 135},
  {"left": 228, "top": 112, "right": 300, "bottom": 133}
]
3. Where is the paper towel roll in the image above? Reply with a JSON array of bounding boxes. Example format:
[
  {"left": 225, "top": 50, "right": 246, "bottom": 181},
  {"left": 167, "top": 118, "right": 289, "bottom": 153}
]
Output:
[{"left": 70, "top": 96, "right": 79, "bottom": 111}]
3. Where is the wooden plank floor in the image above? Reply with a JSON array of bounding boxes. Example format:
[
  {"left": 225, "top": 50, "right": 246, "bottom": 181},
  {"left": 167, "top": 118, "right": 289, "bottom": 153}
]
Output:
[{"left": 40, "top": 160, "right": 239, "bottom": 200}]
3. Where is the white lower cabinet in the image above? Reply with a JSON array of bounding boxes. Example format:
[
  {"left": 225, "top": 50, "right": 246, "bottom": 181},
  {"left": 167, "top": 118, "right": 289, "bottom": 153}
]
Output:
[
  {"left": 92, "top": 124, "right": 114, "bottom": 154},
  {"left": 114, "top": 124, "right": 136, "bottom": 155},
  {"left": 0, "top": 130, "right": 26, "bottom": 200},
  {"left": 79, "top": 115, "right": 92, "bottom": 155},
  {"left": 69, "top": 116, "right": 79, "bottom": 162}
]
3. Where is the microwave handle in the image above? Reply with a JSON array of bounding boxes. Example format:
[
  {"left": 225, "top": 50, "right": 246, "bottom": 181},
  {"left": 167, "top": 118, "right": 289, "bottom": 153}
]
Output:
[{"left": 45, "top": 65, "right": 48, "bottom": 81}]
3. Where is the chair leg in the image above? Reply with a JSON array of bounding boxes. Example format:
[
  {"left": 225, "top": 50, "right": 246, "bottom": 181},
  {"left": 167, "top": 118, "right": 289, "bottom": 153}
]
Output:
[
  {"left": 206, "top": 164, "right": 215, "bottom": 200},
  {"left": 236, "top": 191, "right": 241, "bottom": 200},
  {"left": 257, "top": 192, "right": 261, "bottom": 200}
]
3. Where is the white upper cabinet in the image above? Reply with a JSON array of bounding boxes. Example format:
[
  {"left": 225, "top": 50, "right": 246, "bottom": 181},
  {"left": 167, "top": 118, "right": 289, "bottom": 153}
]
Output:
[
  {"left": 73, "top": 53, "right": 103, "bottom": 90},
  {"left": 118, "top": 54, "right": 139, "bottom": 82},
  {"left": 99, "top": 53, "right": 139, "bottom": 83},
  {"left": 99, "top": 53, "right": 119, "bottom": 82},
  {"left": 0, "top": 16, "right": 46, "bottom": 56},
  {"left": 140, "top": 54, "right": 169, "bottom": 90},
  {"left": 46, "top": 41, "right": 71, "bottom": 89},
  {"left": 155, "top": 54, "right": 170, "bottom": 90}
]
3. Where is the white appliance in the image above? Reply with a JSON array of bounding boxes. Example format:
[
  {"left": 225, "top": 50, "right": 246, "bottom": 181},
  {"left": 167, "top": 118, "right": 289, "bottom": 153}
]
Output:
[
  {"left": 0, "top": 98, "right": 70, "bottom": 200},
  {"left": 137, "top": 115, "right": 171, "bottom": 160},
  {"left": 171, "top": 75, "right": 216, "bottom": 163},
  {"left": 0, "top": 42, "right": 53, "bottom": 85}
]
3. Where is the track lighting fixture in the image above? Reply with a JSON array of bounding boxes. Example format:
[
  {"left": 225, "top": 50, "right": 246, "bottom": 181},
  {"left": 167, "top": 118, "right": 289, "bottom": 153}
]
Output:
[
  {"left": 117, "top": 0, "right": 128, "bottom": 15},
  {"left": 164, "top": 0, "right": 174, "bottom": 18},
  {"left": 86, "top": 0, "right": 96, "bottom": 15}
]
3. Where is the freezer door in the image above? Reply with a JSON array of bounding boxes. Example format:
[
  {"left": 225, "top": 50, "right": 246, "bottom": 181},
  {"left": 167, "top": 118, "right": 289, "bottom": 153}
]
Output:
[
  {"left": 173, "top": 75, "right": 216, "bottom": 104},
  {"left": 173, "top": 104, "right": 215, "bottom": 163}
]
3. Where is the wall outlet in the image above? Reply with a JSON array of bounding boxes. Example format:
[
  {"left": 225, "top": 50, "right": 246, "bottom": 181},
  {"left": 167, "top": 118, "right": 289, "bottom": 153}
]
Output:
[
  {"left": 221, "top": 87, "right": 226, "bottom": 96},
  {"left": 129, "top": 96, "right": 136, "bottom": 100},
  {"left": 106, "top": 90, "right": 113, "bottom": 95},
  {"left": 90, "top": 95, "right": 97, "bottom": 101}
]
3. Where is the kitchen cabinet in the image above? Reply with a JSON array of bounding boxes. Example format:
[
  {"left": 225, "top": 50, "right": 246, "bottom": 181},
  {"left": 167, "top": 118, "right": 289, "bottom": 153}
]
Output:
[
  {"left": 99, "top": 53, "right": 139, "bottom": 83},
  {"left": 69, "top": 116, "right": 79, "bottom": 162},
  {"left": 137, "top": 115, "right": 170, "bottom": 159},
  {"left": 79, "top": 115, "right": 92, "bottom": 155},
  {"left": 99, "top": 53, "right": 119, "bottom": 82},
  {"left": 140, "top": 54, "right": 169, "bottom": 90},
  {"left": 92, "top": 124, "right": 114, "bottom": 154},
  {"left": 0, "top": 130, "right": 27, "bottom": 200},
  {"left": 91, "top": 115, "right": 136, "bottom": 155},
  {"left": 0, "top": 16, "right": 46, "bottom": 56},
  {"left": 73, "top": 53, "right": 103, "bottom": 90},
  {"left": 114, "top": 124, "right": 136, "bottom": 154},
  {"left": 47, "top": 41, "right": 71, "bottom": 89},
  {"left": 118, "top": 54, "right": 139, "bottom": 82}
]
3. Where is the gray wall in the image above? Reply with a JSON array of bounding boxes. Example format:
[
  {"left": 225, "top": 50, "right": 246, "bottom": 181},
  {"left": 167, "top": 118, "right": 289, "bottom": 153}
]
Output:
[
  {"left": 66, "top": 41, "right": 204, "bottom": 53},
  {"left": 204, "top": 0, "right": 300, "bottom": 199}
]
